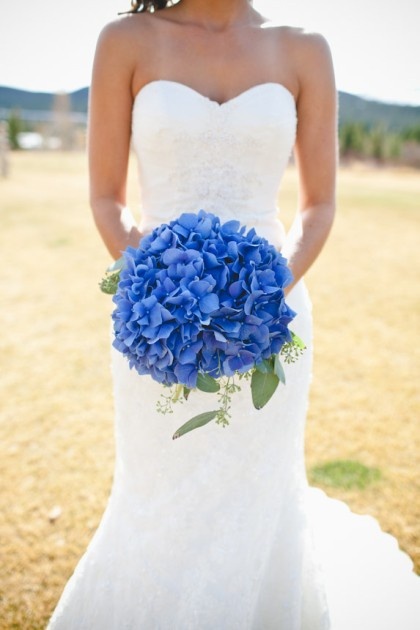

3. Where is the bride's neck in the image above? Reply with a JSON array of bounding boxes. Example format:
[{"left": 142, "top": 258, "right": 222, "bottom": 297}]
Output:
[{"left": 173, "top": 0, "right": 255, "bottom": 30}]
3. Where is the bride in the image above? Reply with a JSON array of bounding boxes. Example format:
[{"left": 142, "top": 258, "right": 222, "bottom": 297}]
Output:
[{"left": 48, "top": 1, "right": 420, "bottom": 628}]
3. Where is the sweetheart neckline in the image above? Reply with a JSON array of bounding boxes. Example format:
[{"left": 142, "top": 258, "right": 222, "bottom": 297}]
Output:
[{"left": 132, "top": 80, "right": 296, "bottom": 110}]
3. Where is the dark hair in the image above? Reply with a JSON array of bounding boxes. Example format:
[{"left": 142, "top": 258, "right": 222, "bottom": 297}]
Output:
[{"left": 125, "top": 0, "right": 173, "bottom": 12}]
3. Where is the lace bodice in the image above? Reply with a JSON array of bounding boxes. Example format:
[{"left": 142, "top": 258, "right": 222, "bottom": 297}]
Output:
[{"left": 131, "top": 80, "right": 297, "bottom": 245}]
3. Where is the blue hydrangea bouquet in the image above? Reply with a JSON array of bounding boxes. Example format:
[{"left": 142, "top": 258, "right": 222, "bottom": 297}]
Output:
[{"left": 100, "top": 210, "right": 305, "bottom": 439}]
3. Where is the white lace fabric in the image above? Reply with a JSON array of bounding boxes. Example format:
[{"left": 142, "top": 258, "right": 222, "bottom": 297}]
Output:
[
  {"left": 131, "top": 81, "right": 296, "bottom": 245},
  {"left": 48, "top": 81, "right": 420, "bottom": 630}
]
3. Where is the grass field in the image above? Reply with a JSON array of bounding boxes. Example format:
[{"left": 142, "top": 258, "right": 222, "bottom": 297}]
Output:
[{"left": 0, "top": 152, "right": 419, "bottom": 629}]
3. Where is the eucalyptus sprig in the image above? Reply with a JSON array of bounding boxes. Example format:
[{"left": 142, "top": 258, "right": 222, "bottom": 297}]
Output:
[{"left": 171, "top": 334, "right": 306, "bottom": 440}]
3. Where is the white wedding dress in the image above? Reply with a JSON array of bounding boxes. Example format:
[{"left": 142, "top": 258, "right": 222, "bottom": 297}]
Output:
[{"left": 48, "top": 81, "right": 420, "bottom": 629}]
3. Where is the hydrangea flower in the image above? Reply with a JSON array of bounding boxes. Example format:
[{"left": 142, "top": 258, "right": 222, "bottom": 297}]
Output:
[{"left": 112, "top": 210, "right": 296, "bottom": 390}]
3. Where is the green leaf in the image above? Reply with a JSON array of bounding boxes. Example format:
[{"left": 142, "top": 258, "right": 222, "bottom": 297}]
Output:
[
  {"left": 291, "top": 331, "right": 306, "bottom": 349},
  {"left": 274, "top": 355, "right": 286, "bottom": 384},
  {"left": 172, "top": 411, "right": 218, "bottom": 440},
  {"left": 251, "top": 370, "right": 279, "bottom": 410},
  {"left": 196, "top": 373, "right": 221, "bottom": 393},
  {"left": 255, "top": 359, "right": 274, "bottom": 374}
]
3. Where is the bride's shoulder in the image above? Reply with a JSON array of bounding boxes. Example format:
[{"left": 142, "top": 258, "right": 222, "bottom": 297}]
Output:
[
  {"left": 261, "top": 23, "right": 334, "bottom": 99},
  {"left": 289, "top": 27, "right": 332, "bottom": 59},
  {"left": 264, "top": 23, "right": 332, "bottom": 56},
  {"left": 95, "top": 12, "right": 156, "bottom": 53},
  {"left": 92, "top": 14, "right": 159, "bottom": 91},
  {"left": 264, "top": 24, "right": 334, "bottom": 80}
]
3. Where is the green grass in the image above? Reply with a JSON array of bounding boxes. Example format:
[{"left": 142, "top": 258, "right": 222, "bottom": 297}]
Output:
[{"left": 309, "top": 460, "right": 382, "bottom": 490}]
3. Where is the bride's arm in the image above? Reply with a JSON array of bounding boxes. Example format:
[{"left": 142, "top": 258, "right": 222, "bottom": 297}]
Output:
[
  {"left": 285, "top": 32, "right": 337, "bottom": 293},
  {"left": 88, "top": 20, "right": 142, "bottom": 260}
]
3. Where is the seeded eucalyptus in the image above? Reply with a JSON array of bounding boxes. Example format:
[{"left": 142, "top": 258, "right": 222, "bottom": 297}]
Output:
[
  {"left": 157, "top": 339, "right": 305, "bottom": 440},
  {"left": 99, "top": 257, "right": 125, "bottom": 295}
]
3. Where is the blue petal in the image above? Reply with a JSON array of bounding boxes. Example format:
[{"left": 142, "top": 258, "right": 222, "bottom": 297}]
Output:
[
  {"left": 178, "top": 340, "right": 203, "bottom": 364},
  {"left": 221, "top": 219, "right": 241, "bottom": 235},
  {"left": 189, "top": 280, "right": 212, "bottom": 298},
  {"left": 178, "top": 213, "right": 199, "bottom": 230},
  {"left": 199, "top": 293, "right": 219, "bottom": 314},
  {"left": 174, "top": 363, "right": 198, "bottom": 388}
]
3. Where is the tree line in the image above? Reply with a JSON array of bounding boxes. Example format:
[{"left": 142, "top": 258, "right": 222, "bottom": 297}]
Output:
[{"left": 339, "top": 122, "right": 420, "bottom": 165}]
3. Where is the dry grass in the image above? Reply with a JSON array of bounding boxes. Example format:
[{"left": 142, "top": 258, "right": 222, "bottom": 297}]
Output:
[{"left": 0, "top": 153, "right": 419, "bottom": 629}]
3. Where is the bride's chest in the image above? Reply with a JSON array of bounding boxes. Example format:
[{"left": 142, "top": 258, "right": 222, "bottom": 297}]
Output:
[{"left": 131, "top": 80, "right": 297, "bottom": 166}]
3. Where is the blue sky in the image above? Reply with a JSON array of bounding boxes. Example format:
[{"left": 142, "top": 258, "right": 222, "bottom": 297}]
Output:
[{"left": 1, "top": 0, "right": 419, "bottom": 106}]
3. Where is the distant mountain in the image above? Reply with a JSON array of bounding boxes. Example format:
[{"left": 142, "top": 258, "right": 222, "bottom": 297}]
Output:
[
  {"left": 0, "top": 86, "right": 89, "bottom": 113},
  {"left": 0, "top": 85, "right": 419, "bottom": 131},
  {"left": 69, "top": 87, "right": 90, "bottom": 112},
  {"left": 338, "top": 91, "right": 420, "bottom": 131},
  {"left": 0, "top": 86, "right": 89, "bottom": 125}
]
